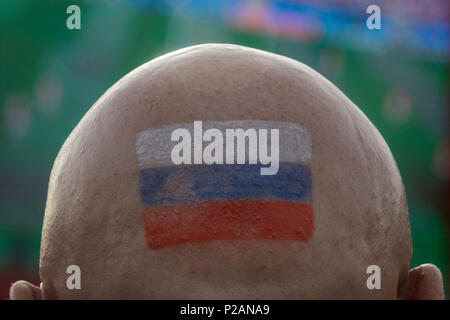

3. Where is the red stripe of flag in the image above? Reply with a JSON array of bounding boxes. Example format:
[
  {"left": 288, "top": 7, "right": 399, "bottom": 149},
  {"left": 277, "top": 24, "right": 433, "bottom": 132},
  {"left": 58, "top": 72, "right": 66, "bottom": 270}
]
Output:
[{"left": 142, "top": 199, "right": 314, "bottom": 249}]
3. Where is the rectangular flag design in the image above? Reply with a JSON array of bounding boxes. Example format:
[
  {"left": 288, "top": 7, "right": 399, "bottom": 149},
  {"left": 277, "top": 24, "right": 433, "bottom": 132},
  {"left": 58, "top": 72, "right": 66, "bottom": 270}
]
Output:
[{"left": 136, "top": 120, "right": 313, "bottom": 249}]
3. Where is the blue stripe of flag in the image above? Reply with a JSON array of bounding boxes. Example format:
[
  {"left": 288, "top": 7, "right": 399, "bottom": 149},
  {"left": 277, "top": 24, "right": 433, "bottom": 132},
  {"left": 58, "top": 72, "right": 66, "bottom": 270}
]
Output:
[{"left": 139, "top": 163, "right": 312, "bottom": 207}]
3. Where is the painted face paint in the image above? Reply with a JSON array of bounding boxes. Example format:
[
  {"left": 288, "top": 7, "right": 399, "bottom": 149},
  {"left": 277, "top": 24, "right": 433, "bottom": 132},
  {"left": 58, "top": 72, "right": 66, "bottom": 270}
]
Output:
[{"left": 136, "top": 120, "right": 313, "bottom": 249}]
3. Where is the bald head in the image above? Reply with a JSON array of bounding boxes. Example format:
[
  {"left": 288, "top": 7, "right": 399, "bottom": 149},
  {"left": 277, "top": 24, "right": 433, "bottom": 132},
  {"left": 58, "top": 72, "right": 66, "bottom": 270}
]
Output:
[{"left": 26, "top": 44, "right": 442, "bottom": 299}]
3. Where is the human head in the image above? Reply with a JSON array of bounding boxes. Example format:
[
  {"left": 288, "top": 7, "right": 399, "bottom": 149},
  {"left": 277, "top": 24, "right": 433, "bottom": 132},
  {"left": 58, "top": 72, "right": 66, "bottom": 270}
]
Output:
[{"left": 11, "top": 44, "right": 444, "bottom": 299}]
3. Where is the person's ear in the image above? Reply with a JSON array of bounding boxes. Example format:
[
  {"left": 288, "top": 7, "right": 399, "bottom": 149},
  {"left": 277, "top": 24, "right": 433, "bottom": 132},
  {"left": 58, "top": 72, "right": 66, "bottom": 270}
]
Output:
[
  {"left": 9, "top": 281, "right": 43, "bottom": 300},
  {"left": 397, "top": 264, "right": 445, "bottom": 300}
]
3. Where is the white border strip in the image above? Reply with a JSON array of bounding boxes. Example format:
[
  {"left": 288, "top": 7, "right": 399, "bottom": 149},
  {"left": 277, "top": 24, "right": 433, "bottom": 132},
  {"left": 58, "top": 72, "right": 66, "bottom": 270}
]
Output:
[{"left": 136, "top": 120, "right": 311, "bottom": 169}]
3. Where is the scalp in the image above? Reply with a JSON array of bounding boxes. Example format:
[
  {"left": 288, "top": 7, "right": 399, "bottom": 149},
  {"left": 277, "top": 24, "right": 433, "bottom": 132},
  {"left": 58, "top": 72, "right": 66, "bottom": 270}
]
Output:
[{"left": 40, "top": 44, "right": 412, "bottom": 299}]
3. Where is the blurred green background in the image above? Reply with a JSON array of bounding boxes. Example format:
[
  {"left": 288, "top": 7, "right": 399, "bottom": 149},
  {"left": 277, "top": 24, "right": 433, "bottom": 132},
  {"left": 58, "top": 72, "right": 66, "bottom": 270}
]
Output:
[{"left": 0, "top": 0, "right": 448, "bottom": 299}]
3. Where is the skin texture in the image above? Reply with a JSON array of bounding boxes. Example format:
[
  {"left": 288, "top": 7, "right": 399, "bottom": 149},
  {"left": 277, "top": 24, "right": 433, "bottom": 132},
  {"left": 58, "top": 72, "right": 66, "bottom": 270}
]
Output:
[{"left": 11, "top": 44, "right": 444, "bottom": 299}]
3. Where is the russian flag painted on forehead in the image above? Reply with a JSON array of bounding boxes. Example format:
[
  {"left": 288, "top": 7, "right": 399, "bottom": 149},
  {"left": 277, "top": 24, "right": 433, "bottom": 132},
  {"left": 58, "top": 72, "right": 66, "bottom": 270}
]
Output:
[{"left": 136, "top": 120, "right": 313, "bottom": 249}]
